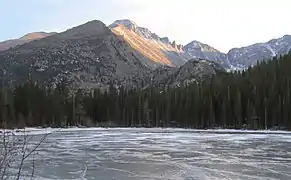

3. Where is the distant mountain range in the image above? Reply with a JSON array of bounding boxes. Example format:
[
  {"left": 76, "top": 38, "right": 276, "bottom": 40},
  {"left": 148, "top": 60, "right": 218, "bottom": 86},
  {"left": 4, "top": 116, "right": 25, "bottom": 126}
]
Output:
[
  {"left": 109, "top": 19, "right": 291, "bottom": 69},
  {"left": 1, "top": 19, "right": 291, "bottom": 70},
  {"left": 227, "top": 35, "right": 291, "bottom": 68},
  {"left": 0, "top": 32, "right": 56, "bottom": 51},
  {"left": 0, "top": 19, "right": 290, "bottom": 90}
]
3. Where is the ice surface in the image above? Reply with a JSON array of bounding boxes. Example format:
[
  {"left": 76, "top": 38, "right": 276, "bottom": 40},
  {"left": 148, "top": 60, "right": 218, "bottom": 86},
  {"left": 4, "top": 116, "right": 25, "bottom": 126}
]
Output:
[{"left": 7, "top": 128, "right": 291, "bottom": 180}]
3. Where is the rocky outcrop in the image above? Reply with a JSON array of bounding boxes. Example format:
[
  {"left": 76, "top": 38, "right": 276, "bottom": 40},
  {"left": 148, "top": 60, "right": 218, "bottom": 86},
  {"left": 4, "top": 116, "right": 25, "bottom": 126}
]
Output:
[
  {"left": 171, "top": 40, "right": 178, "bottom": 49},
  {"left": 177, "top": 45, "right": 184, "bottom": 51},
  {"left": 161, "top": 37, "right": 170, "bottom": 44},
  {"left": 142, "top": 59, "right": 226, "bottom": 89}
]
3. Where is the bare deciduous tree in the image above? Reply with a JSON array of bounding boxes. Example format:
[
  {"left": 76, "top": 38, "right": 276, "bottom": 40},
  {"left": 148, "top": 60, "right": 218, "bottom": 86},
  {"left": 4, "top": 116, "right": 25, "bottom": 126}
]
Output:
[{"left": 0, "top": 129, "right": 48, "bottom": 180}]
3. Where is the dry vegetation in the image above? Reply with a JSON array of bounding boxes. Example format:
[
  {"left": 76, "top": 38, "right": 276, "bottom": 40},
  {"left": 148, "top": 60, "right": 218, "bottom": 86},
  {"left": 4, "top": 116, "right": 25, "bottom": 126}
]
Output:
[{"left": 0, "top": 129, "right": 48, "bottom": 180}]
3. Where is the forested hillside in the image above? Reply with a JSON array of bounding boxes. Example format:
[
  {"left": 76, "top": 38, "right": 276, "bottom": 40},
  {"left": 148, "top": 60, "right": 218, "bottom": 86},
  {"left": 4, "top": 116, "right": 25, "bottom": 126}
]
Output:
[{"left": 1, "top": 51, "right": 291, "bottom": 129}]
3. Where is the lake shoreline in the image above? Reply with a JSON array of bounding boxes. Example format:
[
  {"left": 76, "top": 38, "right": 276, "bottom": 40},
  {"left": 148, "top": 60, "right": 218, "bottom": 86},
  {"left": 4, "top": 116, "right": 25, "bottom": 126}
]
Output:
[{"left": 1, "top": 127, "right": 291, "bottom": 136}]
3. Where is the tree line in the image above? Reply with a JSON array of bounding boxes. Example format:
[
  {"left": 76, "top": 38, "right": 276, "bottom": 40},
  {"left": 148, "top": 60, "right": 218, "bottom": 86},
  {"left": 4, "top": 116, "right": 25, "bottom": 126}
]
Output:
[{"left": 1, "top": 51, "right": 291, "bottom": 129}]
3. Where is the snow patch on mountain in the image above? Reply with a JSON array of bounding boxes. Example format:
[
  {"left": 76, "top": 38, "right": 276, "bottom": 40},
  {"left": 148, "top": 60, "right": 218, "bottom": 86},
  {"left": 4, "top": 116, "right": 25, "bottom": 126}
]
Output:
[
  {"left": 185, "top": 34, "right": 291, "bottom": 69},
  {"left": 263, "top": 44, "right": 277, "bottom": 56},
  {"left": 226, "top": 35, "right": 291, "bottom": 68}
]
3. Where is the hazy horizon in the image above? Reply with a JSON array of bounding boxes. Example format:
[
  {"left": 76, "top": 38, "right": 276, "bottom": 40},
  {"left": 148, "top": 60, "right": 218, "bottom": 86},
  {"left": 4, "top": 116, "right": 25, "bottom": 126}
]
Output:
[{"left": 1, "top": 0, "right": 290, "bottom": 52}]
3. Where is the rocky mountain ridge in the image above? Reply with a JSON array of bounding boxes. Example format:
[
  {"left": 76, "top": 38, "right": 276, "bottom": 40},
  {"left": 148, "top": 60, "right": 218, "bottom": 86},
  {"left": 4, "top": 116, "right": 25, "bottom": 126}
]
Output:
[
  {"left": 226, "top": 35, "right": 291, "bottom": 68},
  {"left": 183, "top": 40, "right": 231, "bottom": 69},
  {"left": 0, "top": 20, "right": 151, "bottom": 90},
  {"left": 109, "top": 19, "right": 189, "bottom": 67},
  {"left": 0, "top": 20, "right": 224, "bottom": 91},
  {"left": 0, "top": 32, "right": 56, "bottom": 51},
  {"left": 1, "top": 19, "right": 291, "bottom": 90},
  {"left": 109, "top": 19, "right": 291, "bottom": 69},
  {"left": 1, "top": 19, "right": 291, "bottom": 70},
  {"left": 183, "top": 35, "right": 291, "bottom": 69}
]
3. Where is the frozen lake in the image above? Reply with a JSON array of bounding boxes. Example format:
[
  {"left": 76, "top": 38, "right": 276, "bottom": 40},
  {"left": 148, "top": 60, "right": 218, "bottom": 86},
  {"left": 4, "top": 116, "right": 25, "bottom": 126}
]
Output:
[{"left": 16, "top": 128, "right": 291, "bottom": 180}]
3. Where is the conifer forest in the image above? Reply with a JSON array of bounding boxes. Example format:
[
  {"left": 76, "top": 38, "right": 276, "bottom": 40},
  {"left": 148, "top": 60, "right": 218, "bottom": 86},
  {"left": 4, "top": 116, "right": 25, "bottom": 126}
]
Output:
[{"left": 1, "top": 52, "right": 291, "bottom": 130}]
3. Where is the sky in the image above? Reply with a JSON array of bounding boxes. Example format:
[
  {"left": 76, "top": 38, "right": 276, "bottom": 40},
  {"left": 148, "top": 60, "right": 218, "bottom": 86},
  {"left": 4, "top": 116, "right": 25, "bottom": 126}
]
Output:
[{"left": 1, "top": 0, "right": 291, "bottom": 52}]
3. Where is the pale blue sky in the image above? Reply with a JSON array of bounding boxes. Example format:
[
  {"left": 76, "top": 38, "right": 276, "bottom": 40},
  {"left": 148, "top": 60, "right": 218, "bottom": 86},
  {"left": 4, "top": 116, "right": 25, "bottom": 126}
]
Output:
[{"left": 1, "top": 0, "right": 291, "bottom": 52}]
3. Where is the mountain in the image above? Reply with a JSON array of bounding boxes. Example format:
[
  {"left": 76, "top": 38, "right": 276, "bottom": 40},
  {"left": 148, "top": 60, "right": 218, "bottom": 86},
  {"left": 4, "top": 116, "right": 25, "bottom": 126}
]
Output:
[
  {"left": 184, "top": 40, "right": 231, "bottom": 68},
  {"left": 109, "top": 19, "right": 189, "bottom": 68},
  {"left": 227, "top": 35, "right": 291, "bottom": 68},
  {"left": 108, "top": 19, "right": 245, "bottom": 69},
  {"left": 3, "top": 19, "right": 290, "bottom": 90},
  {"left": 0, "top": 20, "right": 225, "bottom": 91},
  {"left": 184, "top": 35, "right": 291, "bottom": 69},
  {"left": 0, "top": 32, "right": 56, "bottom": 51},
  {"left": 0, "top": 20, "right": 151, "bottom": 90},
  {"left": 108, "top": 19, "right": 236, "bottom": 69},
  {"left": 2, "top": 20, "right": 291, "bottom": 72},
  {"left": 142, "top": 59, "right": 225, "bottom": 89}
]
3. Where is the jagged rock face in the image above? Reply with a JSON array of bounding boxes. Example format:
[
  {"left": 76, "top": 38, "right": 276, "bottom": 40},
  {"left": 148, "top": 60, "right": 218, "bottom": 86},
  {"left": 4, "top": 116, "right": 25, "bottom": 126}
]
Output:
[
  {"left": 161, "top": 37, "right": 170, "bottom": 44},
  {"left": 0, "top": 20, "right": 150, "bottom": 90},
  {"left": 177, "top": 45, "right": 184, "bottom": 51},
  {"left": 109, "top": 19, "right": 189, "bottom": 68},
  {"left": 184, "top": 40, "right": 231, "bottom": 69},
  {"left": 227, "top": 35, "right": 291, "bottom": 68},
  {"left": 142, "top": 59, "right": 225, "bottom": 89},
  {"left": 0, "top": 32, "right": 56, "bottom": 51}
]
